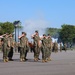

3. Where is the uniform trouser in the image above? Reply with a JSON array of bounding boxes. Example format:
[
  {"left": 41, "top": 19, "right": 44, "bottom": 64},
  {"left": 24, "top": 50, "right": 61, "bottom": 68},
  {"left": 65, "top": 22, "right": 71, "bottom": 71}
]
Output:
[
  {"left": 46, "top": 47, "right": 49, "bottom": 58},
  {"left": 54, "top": 47, "right": 58, "bottom": 52},
  {"left": 60, "top": 47, "right": 62, "bottom": 52},
  {"left": 8, "top": 47, "right": 13, "bottom": 59},
  {"left": 3, "top": 45, "right": 9, "bottom": 59},
  {"left": 47, "top": 47, "right": 52, "bottom": 57},
  {"left": 18, "top": 47, "right": 21, "bottom": 53},
  {"left": 41, "top": 47, "right": 47, "bottom": 60},
  {"left": 20, "top": 47, "right": 26, "bottom": 59},
  {"left": 25, "top": 45, "right": 30, "bottom": 59},
  {"left": 64, "top": 48, "right": 67, "bottom": 51},
  {"left": 34, "top": 46, "right": 40, "bottom": 59},
  {"left": 25, "top": 50, "right": 28, "bottom": 59}
]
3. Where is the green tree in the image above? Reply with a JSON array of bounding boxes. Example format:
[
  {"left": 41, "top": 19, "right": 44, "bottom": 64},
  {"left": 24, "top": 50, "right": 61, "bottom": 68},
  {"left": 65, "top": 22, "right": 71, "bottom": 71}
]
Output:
[
  {"left": 0, "top": 23, "right": 4, "bottom": 35},
  {"left": 59, "top": 24, "right": 75, "bottom": 46},
  {"left": 46, "top": 28, "right": 60, "bottom": 38},
  {"left": 0, "top": 22, "right": 14, "bottom": 34}
]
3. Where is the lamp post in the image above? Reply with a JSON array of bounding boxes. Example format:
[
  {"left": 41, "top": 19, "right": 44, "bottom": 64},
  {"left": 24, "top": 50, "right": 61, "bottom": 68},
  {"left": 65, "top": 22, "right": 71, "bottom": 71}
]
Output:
[
  {"left": 18, "top": 21, "right": 21, "bottom": 42},
  {"left": 13, "top": 20, "right": 21, "bottom": 42}
]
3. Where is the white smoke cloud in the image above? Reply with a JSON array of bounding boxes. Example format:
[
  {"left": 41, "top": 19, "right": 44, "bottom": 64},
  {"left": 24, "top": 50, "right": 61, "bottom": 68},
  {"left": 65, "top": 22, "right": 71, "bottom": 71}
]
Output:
[{"left": 22, "top": 18, "right": 49, "bottom": 41}]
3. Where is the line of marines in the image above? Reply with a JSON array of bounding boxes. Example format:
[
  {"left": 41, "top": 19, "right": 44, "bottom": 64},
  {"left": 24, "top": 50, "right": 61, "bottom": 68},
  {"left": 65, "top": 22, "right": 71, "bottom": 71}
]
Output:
[{"left": 0, "top": 30, "right": 66, "bottom": 63}]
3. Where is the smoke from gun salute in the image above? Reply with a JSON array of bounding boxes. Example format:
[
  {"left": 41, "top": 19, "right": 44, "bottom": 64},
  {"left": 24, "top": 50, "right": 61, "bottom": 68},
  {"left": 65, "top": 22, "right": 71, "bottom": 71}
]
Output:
[{"left": 21, "top": 19, "right": 49, "bottom": 41}]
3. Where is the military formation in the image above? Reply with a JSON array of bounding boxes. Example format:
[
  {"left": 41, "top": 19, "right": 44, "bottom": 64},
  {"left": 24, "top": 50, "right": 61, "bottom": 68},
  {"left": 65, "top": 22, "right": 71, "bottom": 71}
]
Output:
[{"left": 0, "top": 30, "right": 67, "bottom": 63}]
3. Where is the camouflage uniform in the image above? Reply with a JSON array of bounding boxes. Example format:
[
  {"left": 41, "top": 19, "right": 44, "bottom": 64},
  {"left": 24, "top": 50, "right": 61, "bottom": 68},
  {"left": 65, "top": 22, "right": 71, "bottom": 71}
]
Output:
[
  {"left": 64, "top": 43, "right": 67, "bottom": 52},
  {"left": 24, "top": 37, "right": 29, "bottom": 60},
  {"left": 19, "top": 36, "right": 26, "bottom": 61},
  {"left": 33, "top": 35, "right": 40, "bottom": 61},
  {"left": 47, "top": 37, "right": 52, "bottom": 61},
  {"left": 53, "top": 41, "right": 58, "bottom": 53},
  {"left": 0, "top": 38, "right": 3, "bottom": 52},
  {"left": 8, "top": 34, "right": 15, "bottom": 60},
  {"left": 41, "top": 36, "right": 48, "bottom": 62},
  {"left": 2, "top": 34, "right": 10, "bottom": 62},
  {"left": 19, "top": 32, "right": 29, "bottom": 62},
  {"left": 60, "top": 43, "right": 62, "bottom": 52}
]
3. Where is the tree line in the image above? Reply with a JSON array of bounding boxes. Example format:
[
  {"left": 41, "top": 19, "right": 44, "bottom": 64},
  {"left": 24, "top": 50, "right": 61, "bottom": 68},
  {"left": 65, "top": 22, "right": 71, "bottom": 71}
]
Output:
[{"left": 46, "top": 24, "right": 75, "bottom": 48}]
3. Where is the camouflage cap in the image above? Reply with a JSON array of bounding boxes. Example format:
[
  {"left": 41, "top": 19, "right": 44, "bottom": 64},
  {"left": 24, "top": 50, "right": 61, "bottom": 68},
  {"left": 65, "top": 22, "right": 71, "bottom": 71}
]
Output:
[
  {"left": 6, "top": 33, "right": 9, "bottom": 35},
  {"left": 47, "top": 34, "right": 50, "bottom": 36},
  {"left": 3, "top": 33, "right": 9, "bottom": 37},
  {"left": 43, "top": 34, "right": 46, "bottom": 36},
  {"left": 35, "top": 30, "right": 38, "bottom": 33},
  {"left": 9, "top": 33, "right": 14, "bottom": 37},
  {"left": 22, "top": 32, "right": 26, "bottom": 35}
]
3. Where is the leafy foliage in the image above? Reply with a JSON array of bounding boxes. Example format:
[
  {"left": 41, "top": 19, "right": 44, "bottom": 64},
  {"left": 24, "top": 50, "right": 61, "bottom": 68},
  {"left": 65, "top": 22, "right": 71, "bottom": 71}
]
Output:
[
  {"left": 46, "top": 28, "right": 60, "bottom": 38},
  {"left": 59, "top": 24, "right": 75, "bottom": 44},
  {"left": 0, "top": 22, "right": 14, "bottom": 34}
]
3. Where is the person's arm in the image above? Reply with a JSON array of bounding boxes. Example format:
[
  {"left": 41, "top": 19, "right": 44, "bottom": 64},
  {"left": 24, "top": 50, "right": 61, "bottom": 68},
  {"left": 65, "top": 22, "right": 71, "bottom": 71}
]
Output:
[
  {"left": 31, "top": 33, "right": 35, "bottom": 38},
  {"left": 0, "top": 34, "right": 6, "bottom": 38},
  {"left": 40, "top": 36, "right": 43, "bottom": 40},
  {"left": 0, "top": 36, "right": 3, "bottom": 38},
  {"left": 18, "top": 34, "right": 23, "bottom": 39}
]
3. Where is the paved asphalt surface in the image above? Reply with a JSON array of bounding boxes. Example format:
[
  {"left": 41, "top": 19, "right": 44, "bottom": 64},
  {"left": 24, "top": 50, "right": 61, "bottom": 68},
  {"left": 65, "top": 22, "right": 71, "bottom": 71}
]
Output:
[{"left": 0, "top": 50, "right": 75, "bottom": 75}]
